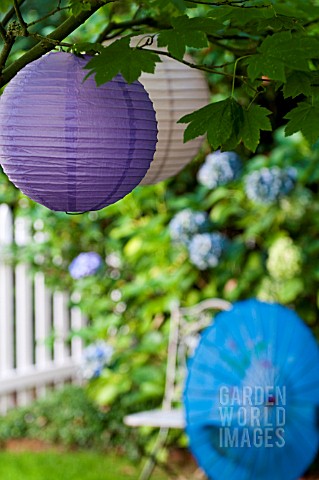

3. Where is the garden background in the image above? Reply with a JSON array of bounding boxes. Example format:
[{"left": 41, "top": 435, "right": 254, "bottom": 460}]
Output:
[{"left": 1, "top": 0, "right": 319, "bottom": 478}]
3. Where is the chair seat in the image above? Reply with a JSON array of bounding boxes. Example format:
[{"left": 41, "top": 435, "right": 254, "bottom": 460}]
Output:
[{"left": 124, "top": 408, "right": 185, "bottom": 429}]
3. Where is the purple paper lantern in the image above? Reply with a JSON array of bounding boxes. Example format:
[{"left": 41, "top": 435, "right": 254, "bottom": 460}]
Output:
[{"left": 0, "top": 52, "right": 157, "bottom": 212}]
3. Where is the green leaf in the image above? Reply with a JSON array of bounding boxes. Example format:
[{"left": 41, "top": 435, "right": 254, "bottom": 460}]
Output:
[
  {"left": 157, "top": 30, "right": 186, "bottom": 59},
  {"left": 260, "top": 32, "right": 319, "bottom": 71},
  {"left": 242, "top": 104, "right": 272, "bottom": 152},
  {"left": 124, "top": 237, "right": 143, "bottom": 257},
  {"left": 283, "top": 72, "right": 314, "bottom": 99},
  {"left": 257, "top": 15, "right": 304, "bottom": 33},
  {"left": 84, "top": 37, "right": 161, "bottom": 84},
  {"left": 208, "top": 4, "right": 274, "bottom": 25},
  {"left": 273, "top": 3, "right": 319, "bottom": 20},
  {"left": 171, "top": 14, "right": 220, "bottom": 34},
  {"left": 277, "top": 278, "right": 304, "bottom": 304},
  {"left": 247, "top": 54, "right": 286, "bottom": 82},
  {"left": 150, "top": 0, "right": 187, "bottom": 12},
  {"left": 247, "top": 32, "right": 319, "bottom": 82},
  {"left": 69, "top": 0, "right": 91, "bottom": 17},
  {"left": 171, "top": 0, "right": 187, "bottom": 11},
  {"left": 207, "top": 98, "right": 243, "bottom": 150},
  {"left": 285, "top": 102, "right": 319, "bottom": 144},
  {"left": 179, "top": 99, "right": 234, "bottom": 149},
  {"left": 178, "top": 103, "right": 212, "bottom": 140},
  {"left": 158, "top": 15, "right": 208, "bottom": 59},
  {"left": 215, "top": 99, "right": 244, "bottom": 151},
  {"left": 179, "top": 98, "right": 272, "bottom": 152}
]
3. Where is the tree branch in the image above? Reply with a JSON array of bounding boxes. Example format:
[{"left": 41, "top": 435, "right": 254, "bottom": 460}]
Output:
[
  {"left": 0, "top": 22, "right": 7, "bottom": 42},
  {"left": 28, "top": 6, "right": 71, "bottom": 28},
  {"left": 208, "top": 35, "right": 258, "bottom": 55},
  {"left": 29, "top": 32, "right": 73, "bottom": 49},
  {"left": 303, "top": 17, "right": 319, "bottom": 28},
  {"left": 97, "top": 17, "right": 159, "bottom": 43},
  {"left": 1, "top": 0, "right": 26, "bottom": 28},
  {"left": 0, "top": 17, "right": 16, "bottom": 74},
  {"left": 13, "top": 0, "right": 28, "bottom": 36},
  {"left": 0, "top": 0, "right": 118, "bottom": 88},
  {"left": 0, "top": 36, "right": 14, "bottom": 74},
  {"left": 139, "top": 47, "right": 238, "bottom": 79},
  {"left": 137, "top": 46, "right": 265, "bottom": 92}
]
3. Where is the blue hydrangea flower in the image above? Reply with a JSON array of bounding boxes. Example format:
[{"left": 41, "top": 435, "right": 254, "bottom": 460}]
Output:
[
  {"left": 197, "top": 150, "right": 242, "bottom": 189},
  {"left": 82, "top": 341, "right": 113, "bottom": 380},
  {"left": 69, "top": 252, "right": 102, "bottom": 279},
  {"left": 169, "top": 209, "right": 209, "bottom": 245},
  {"left": 245, "top": 166, "right": 297, "bottom": 204},
  {"left": 188, "top": 232, "right": 225, "bottom": 270},
  {"left": 280, "top": 167, "right": 297, "bottom": 195}
]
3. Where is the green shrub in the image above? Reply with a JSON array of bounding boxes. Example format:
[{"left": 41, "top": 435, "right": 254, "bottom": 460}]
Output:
[{"left": 0, "top": 385, "right": 144, "bottom": 458}]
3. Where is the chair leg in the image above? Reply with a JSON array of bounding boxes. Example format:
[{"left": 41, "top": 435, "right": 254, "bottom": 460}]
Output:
[{"left": 139, "top": 427, "right": 169, "bottom": 480}]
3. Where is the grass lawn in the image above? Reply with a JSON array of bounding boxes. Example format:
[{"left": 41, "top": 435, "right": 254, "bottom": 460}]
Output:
[{"left": 0, "top": 450, "right": 169, "bottom": 480}]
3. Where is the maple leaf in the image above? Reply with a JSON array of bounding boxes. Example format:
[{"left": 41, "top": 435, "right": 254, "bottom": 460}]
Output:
[
  {"left": 84, "top": 37, "right": 161, "bottom": 84},
  {"left": 285, "top": 102, "right": 319, "bottom": 144},
  {"left": 179, "top": 98, "right": 272, "bottom": 152}
]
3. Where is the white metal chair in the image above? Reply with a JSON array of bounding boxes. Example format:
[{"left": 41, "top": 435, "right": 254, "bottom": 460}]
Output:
[{"left": 124, "top": 298, "right": 232, "bottom": 480}]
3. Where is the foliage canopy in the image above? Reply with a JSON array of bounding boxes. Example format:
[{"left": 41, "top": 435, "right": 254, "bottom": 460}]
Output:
[{"left": 1, "top": 1, "right": 319, "bottom": 150}]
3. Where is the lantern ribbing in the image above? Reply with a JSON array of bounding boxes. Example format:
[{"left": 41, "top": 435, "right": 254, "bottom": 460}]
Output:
[
  {"left": 138, "top": 53, "right": 210, "bottom": 185},
  {"left": 0, "top": 52, "right": 157, "bottom": 212}
]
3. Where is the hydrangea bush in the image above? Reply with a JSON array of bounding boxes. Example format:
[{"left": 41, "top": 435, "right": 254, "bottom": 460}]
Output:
[
  {"left": 81, "top": 341, "right": 114, "bottom": 380},
  {"left": 169, "top": 208, "right": 208, "bottom": 245},
  {"left": 69, "top": 252, "right": 103, "bottom": 279},
  {"left": 245, "top": 166, "right": 297, "bottom": 204},
  {"left": 188, "top": 233, "right": 226, "bottom": 270},
  {"left": 266, "top": 237, "right": 302, "bottom": 280},
  {"left": 197, "top": 151, "right": 242, "bottom": 189}
]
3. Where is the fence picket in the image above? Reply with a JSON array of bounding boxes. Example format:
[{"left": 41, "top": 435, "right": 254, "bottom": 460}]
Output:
[
  {"left": 35, "top": 272, "right": 52, "bottom": 397},
  {"left": 53, "top": 291, "right": 70, "bottom": 389},
  {"left": 0, "top": 205, "right": 86, "bottom": 413},
  {"left": 71, "top": 306, "right": 85, "bottom": 362},
  {"left": 35, "top": 272, "right": 52, "bottom": 366},
  {"left": 0, "top": 205, "right": 15, "bottom": 413},
  {"left": 15, "top": 216, "right": 34, "bottom": 405}
]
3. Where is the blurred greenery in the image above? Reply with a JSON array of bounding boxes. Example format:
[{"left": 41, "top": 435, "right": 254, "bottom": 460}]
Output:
[{"left": 0, "top": 385, "right": 149, "bottom": 459}]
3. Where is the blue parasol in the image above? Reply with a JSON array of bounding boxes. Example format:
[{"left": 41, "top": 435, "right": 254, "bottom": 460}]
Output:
[{"left": 184, "top": 299, "right": 319, "bottom": 480}]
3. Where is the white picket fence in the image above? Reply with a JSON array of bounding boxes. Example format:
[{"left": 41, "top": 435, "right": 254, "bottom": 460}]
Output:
[{"left": 0, "top": 203, "right": 86, "bottom": 414}]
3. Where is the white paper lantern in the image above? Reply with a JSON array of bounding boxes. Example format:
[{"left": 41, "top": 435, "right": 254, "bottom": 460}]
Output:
[
  {"left": 104, "top": 36, "right": 211, "bottom": 186},
  {"left": 139, "top": 54, "right": 210, "bottom": 185}
]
